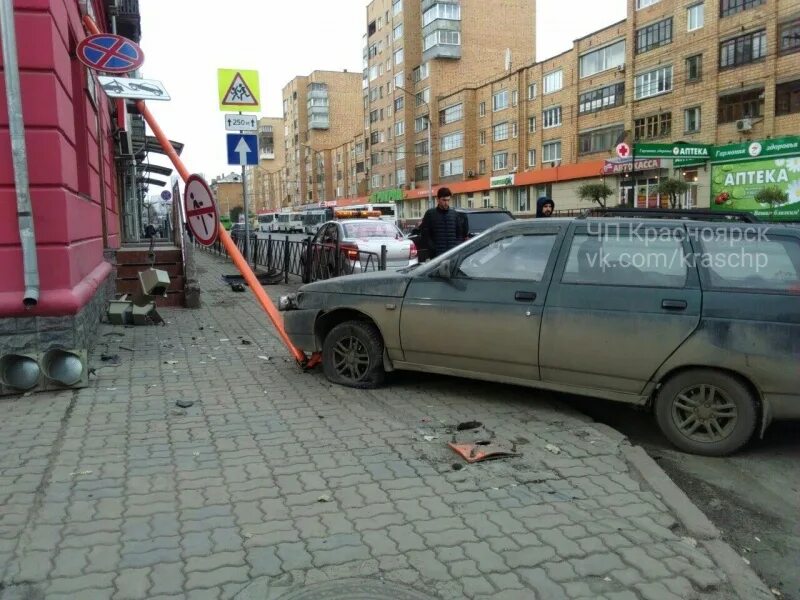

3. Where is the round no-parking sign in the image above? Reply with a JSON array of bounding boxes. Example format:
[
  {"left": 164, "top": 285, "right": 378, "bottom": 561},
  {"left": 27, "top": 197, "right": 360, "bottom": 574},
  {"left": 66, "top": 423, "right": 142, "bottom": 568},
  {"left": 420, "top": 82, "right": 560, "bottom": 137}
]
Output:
[{"left": 184, "top": 174, "right": 219, "bottom": 246}]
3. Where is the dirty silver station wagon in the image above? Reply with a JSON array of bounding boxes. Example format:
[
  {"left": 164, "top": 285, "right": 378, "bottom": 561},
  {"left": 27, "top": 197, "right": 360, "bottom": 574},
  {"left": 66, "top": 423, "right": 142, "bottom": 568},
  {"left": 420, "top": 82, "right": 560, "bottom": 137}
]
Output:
[{"left": 280, "top": 217, "right": 800, "bottom": 456}]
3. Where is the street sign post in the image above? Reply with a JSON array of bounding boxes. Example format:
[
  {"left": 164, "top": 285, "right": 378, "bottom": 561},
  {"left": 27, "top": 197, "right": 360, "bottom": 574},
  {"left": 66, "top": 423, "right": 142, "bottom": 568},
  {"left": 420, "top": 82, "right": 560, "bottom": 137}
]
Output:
[
  {"left": 77, "top": 33, "right": 144, "bottom": 74},
  {"left": 98, "top": 76, "right": 170, "bottom": 101},
  {"left": 226, "top": 134, "right": 259, "bottom": 166},
  {"left": 184, "top": 175, "right": 219, "bottom": 247},
  {"left": 224, "top": 114, "right": 258, "bottom": 132},
  {"left": 217, "top": 69, "right": 260, "bottom": 112}
]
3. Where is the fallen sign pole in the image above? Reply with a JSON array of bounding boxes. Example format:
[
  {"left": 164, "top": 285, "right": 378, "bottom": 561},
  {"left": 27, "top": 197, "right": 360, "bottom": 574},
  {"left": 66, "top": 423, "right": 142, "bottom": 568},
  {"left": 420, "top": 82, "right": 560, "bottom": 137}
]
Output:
[{"left": 82, "top": 15, "right": 318, "bottom": 369}]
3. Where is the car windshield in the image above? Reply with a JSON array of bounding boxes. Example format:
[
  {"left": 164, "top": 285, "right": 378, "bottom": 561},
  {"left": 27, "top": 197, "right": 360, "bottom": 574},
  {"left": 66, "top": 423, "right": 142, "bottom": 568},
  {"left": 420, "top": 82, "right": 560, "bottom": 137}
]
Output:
[
  {"left": 465, "top": 211, "right": 513, "bottom": 232},
  {"left": 343, "top": 222, "right": 401, "bottom": 239}
]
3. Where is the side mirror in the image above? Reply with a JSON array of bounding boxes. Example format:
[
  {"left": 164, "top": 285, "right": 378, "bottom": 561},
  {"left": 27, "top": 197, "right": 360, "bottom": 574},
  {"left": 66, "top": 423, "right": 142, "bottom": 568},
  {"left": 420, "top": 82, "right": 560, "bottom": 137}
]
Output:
[{"left": 433, "top": 259, "right": 453, "bottom": 280}]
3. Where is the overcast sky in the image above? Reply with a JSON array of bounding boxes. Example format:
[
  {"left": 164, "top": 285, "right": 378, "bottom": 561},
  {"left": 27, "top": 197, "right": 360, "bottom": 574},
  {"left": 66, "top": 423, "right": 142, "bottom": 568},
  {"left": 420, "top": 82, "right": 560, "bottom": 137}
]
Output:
[{"left": 138, "top": 0, "right": 627, "bottom": 185}]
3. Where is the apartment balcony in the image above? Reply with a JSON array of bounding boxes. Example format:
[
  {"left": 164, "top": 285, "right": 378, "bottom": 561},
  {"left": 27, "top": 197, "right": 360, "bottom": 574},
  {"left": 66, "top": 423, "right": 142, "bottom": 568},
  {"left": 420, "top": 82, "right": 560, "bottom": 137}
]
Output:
[{"left": 108, "top": 0, "right": 141, "bottom": 42}]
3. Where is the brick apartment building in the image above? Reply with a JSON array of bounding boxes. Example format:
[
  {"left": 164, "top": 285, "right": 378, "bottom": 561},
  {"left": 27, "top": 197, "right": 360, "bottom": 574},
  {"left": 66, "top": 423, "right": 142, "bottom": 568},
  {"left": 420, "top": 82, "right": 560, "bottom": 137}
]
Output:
[
  {"left": 390, "top": 0, "right": 800, "bottom": 223},
  {"left": 245, "top": 117, "right": 286, "bottom": 212},
  {"left": 211, "top": 173, "right": 244, "bottom": 221},
  {"left": 282, "top": 71, "right": 363, "bottom": 206}
]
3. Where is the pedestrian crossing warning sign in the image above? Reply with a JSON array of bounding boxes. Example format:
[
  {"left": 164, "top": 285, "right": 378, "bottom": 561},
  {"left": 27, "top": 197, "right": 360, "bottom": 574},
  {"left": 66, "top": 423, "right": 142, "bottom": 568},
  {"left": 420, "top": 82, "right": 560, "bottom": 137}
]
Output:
[{"left": 218, "top": 68, "right": 260, "bottom": 112}]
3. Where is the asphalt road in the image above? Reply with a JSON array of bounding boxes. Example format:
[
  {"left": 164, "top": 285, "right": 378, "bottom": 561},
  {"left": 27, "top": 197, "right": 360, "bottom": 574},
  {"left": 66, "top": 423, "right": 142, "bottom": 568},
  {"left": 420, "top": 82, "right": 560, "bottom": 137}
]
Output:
[{"left": 562, "top": 393, "right": 799, "bottom": 600}]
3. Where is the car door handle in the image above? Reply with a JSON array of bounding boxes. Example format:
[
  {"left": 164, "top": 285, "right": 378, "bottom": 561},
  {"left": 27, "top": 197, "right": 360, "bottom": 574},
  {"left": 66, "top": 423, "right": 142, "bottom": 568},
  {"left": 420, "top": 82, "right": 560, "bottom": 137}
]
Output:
[
  {"left": 515, "top": 291, "right": 537, "bottom": 302},
  {"left": 661, "top": 299, "right": 688, "bottom": 310}
]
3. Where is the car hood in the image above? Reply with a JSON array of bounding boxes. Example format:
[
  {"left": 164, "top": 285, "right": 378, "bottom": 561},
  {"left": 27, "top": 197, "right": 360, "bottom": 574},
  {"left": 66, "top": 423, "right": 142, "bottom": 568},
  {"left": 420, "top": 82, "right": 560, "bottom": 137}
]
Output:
[{"left": 301, "top": 270, "right": 412, "bottom": 297}]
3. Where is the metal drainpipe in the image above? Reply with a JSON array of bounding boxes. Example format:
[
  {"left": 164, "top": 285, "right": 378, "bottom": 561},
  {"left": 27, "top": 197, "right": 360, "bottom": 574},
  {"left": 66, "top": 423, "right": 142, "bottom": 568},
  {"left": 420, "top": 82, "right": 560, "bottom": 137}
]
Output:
[{"left": 1, "top": 0, "right": 40, "bottom": 307}]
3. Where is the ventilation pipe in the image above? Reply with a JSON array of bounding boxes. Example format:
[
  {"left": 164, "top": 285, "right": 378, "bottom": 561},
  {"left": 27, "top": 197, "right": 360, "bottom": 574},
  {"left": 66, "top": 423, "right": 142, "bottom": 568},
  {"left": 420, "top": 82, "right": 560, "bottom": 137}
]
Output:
[{"left": 1, "top": 0, "right": 40, "bottom": 307}]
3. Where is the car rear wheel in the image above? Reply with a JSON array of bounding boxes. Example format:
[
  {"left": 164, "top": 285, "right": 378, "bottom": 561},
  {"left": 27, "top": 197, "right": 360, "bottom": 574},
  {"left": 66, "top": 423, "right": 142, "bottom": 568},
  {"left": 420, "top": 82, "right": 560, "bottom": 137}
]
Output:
[
  {"left": 654, "top": 369, "right": 757, "bottom": 456},
  {"left": 322, "top": 321, "right": 385, "bottom": 389}
]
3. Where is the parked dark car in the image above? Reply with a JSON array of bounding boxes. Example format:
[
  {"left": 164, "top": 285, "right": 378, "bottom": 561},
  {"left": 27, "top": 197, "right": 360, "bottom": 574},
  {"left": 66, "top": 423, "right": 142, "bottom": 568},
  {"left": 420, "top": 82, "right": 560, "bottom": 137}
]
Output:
[
  {"left": 409, "top": 207, "right": 514, "bottom": 261},
  {"left": 281, "top": 216, "right": 800, "bottom": 456},
  {"left": 229, "top": 223, "right": 246, "bottom": 241}
]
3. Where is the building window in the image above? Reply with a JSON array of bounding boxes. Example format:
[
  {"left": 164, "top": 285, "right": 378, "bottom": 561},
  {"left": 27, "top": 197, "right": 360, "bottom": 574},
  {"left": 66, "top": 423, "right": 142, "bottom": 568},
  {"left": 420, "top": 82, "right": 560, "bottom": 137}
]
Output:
[
  {"left": 493, "top": 122, "right": 510, "bottom": 141},
  {"left": 394, "top": 71, "right": 404, "bottom": 88},
  {"left": 415, "top": 164, "right": 429, "bottom": 181},
  {"left": 777, "top": 80, "right": 800, "bottom": 117},
  {"left": 493, "top": 152, "right": 509, "bottom": 171},
  {"left": 439, "top": 103, "right": 464, "bottom": 125},
  {"left": 512, "top": 122, "right": 518, "bottom": 138},
  {"left": 416, "top": 88, "right": 431, "bottom": 107},
  {"left": 687, "top": 3, "right": 704, "bottom": 31},
  {"left": 412, "top": 62, "right": 430, "bottom": 82},
  {"left": 479, "top": 102, "right": 486, "bottom": 116},
  {"left": 543, "top": 106, "right": 562, "bottom": 128},
  {"left": 441, "top": 131, "right": 464, "bottom": 151},
  {"left": 396, "top": 168, "right": 406, "bottom": 185},
  {"left": 369, "top": 65, "right": 379, "bottom": 81},
  {"left": 636, "top": 0, "right": 661, "bottom": 8},
  {"left": 422, "top": 2, "right": 461, "bottom": 26},
  {"left": 440, "top": 158, "right": 464, "bottom": 177},
  {"left": 578, "top": 124, "right": 625, "bottom": 155},
  {"left": 394, "top": 121, "right": 405, "bottom": 136},
  {"left": 392, "top": 0, "right": 402, "bottom": 16},
  {"left": 512, "top": 90, "right": 519, "bottom": 106},
  {"left": 527, "top": 149, "right": 536, "bottom": 167},
  {"left": 415, "top": 116, "right": 429, "bottom": 132},
  {"left": 686, "top": 54, "right": 702, "bottom": 82},
  {"left": 480, "top": 130, "right": 486, "bottom": 145},
  {"left": 578, "top": 83, "right": 625, "bottom": 114},
  {"left": 370, "top": 109, "right": 380, "bottom": 123},
  {"left": 634, "top": 112, "right": 672, "bottom": 140},
  {"left": 543, "top": 70, "right": 563, "bottom": 94},
  {"left": 636, "top": 17, "right": 673, "bottom": 54},
  {"left": 493, "top": 90, "right": 509, "bottom": 111},
  {"left": 415, "top": 140, "right": 429, "bottom": 156},
  {"left": 720, "top": 0, "right": 765, "bottom": 18},
  {"left": 423, "top": 29, "right": 461, "bottom": 51},
  {"left": 528, "top": 116, "right": 536, "bottom": 133},
  {"left": 394, "top": 47, "right": 404, "bottom": 65},
  {"left": 394, "top": 97, "right": 404, "bottom": 111},
  {"left": 684, "top": 106, "right": 701, "bottom": 132},
  {"left": 634, "top": 65, "right": 673, "bottom": 99},
  {"left": 542, "top": 141, "right": 562, "bottom": 163},
  {"left": 579, "top": 40, "right": 625, "bottom": 78},
  {"left": 371, "top": 174, "right": 381, "bottom": 189},
  {"left": 393, "top": 23, "right": 403, "bottom": 40},
  {"left": 479, "top": 160, "right": 486, "bottom": 175},
  {"left": 720, "top": 30, "right": 767, "bottom": 69},
  {"left": 528, "top": 83, "right": 537, "bottom": 100},
  {"left": 779, "top": 19, "right": 800, "bottom": 56}
]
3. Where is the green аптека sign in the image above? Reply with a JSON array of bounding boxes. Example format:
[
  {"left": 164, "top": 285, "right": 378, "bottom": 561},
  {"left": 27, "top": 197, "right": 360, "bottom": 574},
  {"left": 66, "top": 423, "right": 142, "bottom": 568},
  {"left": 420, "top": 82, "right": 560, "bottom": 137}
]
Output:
[
  {"left": 711, "top": 156, "right": 800, "bottom": 221},
  {"left": 634, "top": 143, "right": 712, "bottom": 159}
]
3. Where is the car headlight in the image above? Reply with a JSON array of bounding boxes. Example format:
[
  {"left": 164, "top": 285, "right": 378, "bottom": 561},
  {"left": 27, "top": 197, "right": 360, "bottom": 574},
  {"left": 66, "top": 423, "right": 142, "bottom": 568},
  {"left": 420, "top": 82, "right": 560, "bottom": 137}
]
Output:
[{"left": 278, "top": 294, "right": 298, "bottom": 311}]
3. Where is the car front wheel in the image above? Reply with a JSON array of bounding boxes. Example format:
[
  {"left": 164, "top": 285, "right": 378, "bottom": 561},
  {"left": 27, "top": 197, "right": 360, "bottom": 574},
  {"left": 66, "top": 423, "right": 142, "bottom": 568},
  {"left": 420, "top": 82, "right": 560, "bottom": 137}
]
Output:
[
  {"left": 322, "top": 321, "right": 385, "bottom": 389},
  {"left": 654, "top": 369, "right": 758, "bottom": 456}
]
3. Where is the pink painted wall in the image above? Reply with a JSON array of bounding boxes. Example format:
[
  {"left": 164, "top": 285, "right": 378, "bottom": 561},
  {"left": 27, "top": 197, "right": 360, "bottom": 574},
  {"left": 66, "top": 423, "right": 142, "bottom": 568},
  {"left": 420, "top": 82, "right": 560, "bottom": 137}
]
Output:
[{"left": 0, "top": 0, "right": 119, "bottom": 318}]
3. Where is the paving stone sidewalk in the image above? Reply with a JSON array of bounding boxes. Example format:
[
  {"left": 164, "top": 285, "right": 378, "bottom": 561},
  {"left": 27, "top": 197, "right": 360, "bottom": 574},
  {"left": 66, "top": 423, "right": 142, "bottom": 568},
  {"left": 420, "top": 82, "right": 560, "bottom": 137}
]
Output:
[{"left": 0, "top": 250, "right": 750, "bottom": 599}]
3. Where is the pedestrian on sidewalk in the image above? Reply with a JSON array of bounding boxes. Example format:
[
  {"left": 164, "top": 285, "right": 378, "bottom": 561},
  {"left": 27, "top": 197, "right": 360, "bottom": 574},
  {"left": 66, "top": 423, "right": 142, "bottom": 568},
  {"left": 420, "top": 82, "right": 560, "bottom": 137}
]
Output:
[
  {"left": 536, "top": 196, "right": 555, "bottom": 218},
  {"left": 420, "top": 187, "right": 468, "bottom": 259}
]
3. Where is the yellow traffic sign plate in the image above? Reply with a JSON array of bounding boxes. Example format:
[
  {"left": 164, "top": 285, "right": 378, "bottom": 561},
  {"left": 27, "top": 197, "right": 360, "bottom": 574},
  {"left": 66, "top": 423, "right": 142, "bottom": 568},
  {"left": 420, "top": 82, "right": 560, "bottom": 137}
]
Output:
[{"left": 217, "top": 68, "right": 260, "bottom": 112}]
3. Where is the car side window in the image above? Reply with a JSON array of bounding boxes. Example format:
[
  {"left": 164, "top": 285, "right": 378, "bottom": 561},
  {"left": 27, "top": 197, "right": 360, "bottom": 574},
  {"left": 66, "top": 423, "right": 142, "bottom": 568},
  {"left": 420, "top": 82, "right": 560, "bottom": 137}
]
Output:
[
  {"left": 562, "top": 232, "right": 687, "bottom": 288},
  {"left": 699, "top": 235, "right": 800, "bottom": 292},
  {"left": 456, "top": 234, "right": 557, "bottom": 281}
]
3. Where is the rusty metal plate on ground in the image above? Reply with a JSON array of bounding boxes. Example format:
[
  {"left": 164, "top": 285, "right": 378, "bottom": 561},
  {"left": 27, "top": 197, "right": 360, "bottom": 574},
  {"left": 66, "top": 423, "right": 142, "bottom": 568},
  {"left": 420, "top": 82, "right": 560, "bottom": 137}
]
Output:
[{"left": 448, "top": 440, "right": 521, "bottom": 463}]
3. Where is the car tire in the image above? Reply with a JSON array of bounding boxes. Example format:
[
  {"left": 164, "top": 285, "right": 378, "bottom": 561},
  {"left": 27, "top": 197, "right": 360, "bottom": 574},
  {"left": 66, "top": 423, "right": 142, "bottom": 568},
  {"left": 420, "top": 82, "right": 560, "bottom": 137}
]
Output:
[
  {"left": 322, "top": 321, "right": 385, "bottom": 389},
  {"left": 654, "top": 369, "right": 758, "bottom": 457}
]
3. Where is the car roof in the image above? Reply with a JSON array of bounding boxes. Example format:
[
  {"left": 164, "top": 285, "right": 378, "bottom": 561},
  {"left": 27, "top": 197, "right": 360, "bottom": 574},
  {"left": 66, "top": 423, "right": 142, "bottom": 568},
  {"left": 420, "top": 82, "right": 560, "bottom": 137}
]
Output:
[{"left": 455, "top": 207, "right": 512, "bottom": 213}]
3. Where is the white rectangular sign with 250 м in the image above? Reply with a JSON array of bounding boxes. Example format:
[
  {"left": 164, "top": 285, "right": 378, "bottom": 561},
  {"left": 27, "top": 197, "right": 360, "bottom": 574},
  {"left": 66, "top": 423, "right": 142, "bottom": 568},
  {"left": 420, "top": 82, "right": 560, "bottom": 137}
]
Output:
[{"left": 224, "top": 114, "right": 258, "bottom": 132}]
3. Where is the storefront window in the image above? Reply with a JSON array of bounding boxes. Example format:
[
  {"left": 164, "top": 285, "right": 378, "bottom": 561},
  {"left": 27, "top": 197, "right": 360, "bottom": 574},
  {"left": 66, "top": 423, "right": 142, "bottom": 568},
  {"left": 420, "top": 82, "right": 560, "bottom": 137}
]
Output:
[{"left": 619, "top": 177, "right": 664, "bottom": 208}]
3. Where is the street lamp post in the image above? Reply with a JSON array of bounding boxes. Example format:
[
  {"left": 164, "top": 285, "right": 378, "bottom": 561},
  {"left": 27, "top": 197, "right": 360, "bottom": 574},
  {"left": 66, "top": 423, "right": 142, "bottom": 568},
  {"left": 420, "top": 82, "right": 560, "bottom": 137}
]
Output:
[{"left": 395, "top": 84, "right": 433, "bottom": 210}]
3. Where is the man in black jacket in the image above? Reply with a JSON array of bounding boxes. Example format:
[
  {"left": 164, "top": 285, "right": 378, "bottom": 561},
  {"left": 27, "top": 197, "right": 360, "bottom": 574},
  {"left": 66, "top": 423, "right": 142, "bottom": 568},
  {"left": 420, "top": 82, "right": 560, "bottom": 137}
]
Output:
[
  {"left": 420, "top": 187, "right": 468, "bottom": 259},
  {"left": 536, "top": 196, "right": 555, "bottom": 217}
]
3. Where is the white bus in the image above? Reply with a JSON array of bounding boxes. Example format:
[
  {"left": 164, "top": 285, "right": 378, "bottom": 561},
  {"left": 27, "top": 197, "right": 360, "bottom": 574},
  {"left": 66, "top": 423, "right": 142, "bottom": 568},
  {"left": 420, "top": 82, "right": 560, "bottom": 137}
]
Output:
[
  {"left": 302, "top": 209, "right": 333, "bottom": 235},
  {"left": 275, "top": 211, "right": 304, "bottom": 233},
  {"left": 347, "top": 203, "right": 397, "bottom": 226},
  {"left": 256, "top": 211, "right": 279, "bottom": 234}
]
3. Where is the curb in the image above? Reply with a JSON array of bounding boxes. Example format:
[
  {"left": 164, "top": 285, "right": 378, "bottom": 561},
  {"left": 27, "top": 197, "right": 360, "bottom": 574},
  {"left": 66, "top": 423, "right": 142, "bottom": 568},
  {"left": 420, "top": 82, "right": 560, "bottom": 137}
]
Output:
[{"left": 622, "top": 444, "right": 774, "bottom": 600}]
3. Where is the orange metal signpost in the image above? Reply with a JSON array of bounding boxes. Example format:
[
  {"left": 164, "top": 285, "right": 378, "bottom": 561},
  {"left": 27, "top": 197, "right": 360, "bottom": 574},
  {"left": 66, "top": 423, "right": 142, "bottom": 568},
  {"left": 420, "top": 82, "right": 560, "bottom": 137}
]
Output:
[{"left": 83, "top": 15, "right": 319, "bottom": 368}]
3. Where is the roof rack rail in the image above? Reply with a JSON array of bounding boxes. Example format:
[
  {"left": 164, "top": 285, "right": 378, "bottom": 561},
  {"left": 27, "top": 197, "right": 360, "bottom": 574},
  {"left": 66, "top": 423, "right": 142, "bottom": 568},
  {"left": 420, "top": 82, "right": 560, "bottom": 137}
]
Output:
[{"left": 588, "top": 208, "right": 762, "bottom": 223}]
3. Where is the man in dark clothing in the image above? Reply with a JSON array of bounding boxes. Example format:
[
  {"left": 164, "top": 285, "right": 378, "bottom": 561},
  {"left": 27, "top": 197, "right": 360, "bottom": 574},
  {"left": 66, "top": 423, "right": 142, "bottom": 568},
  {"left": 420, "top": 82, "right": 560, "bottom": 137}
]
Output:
[
  {"left": 420, "top": 187, "right": 468, "bottom": 259},
  {"left": 536, "top": 196, "right": 555, "bottom": 217}
]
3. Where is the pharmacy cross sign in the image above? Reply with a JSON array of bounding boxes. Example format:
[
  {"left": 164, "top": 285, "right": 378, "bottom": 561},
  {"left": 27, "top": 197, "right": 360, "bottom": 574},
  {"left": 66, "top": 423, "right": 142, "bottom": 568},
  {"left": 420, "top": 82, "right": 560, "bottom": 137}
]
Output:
[{"left": 77, "top": 34, "right": 145, "bottom": 74}]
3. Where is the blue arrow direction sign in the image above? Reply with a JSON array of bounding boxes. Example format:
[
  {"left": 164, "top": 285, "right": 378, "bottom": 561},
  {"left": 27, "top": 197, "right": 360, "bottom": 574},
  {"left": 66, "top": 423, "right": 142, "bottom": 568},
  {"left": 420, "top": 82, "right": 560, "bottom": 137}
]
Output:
[{"left": 226, "top": 133, "right": 258, "bottom": 166}]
